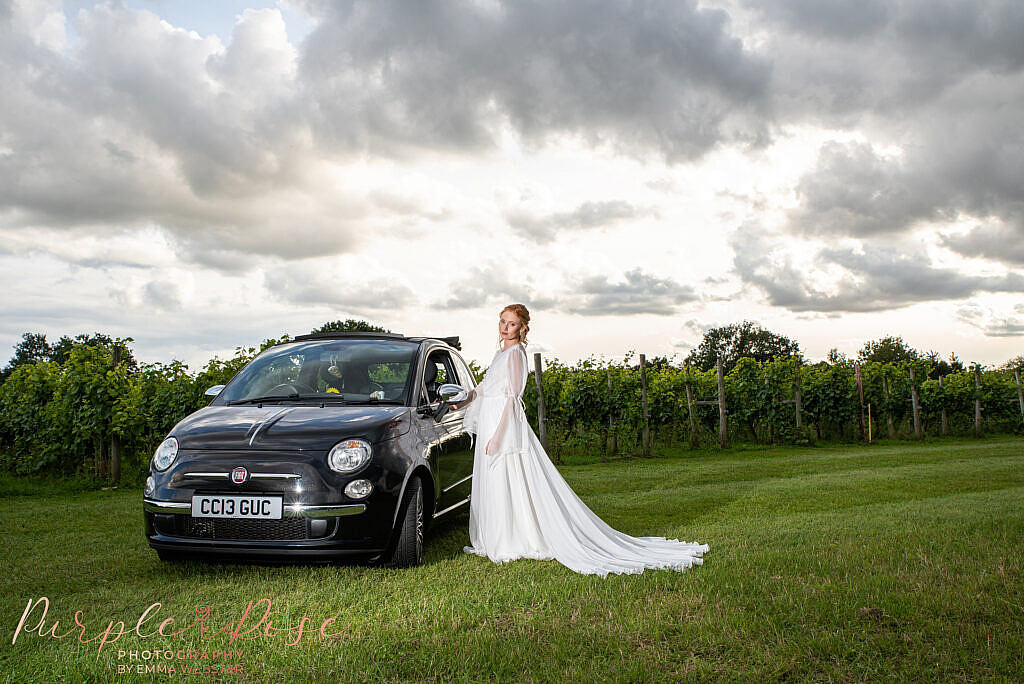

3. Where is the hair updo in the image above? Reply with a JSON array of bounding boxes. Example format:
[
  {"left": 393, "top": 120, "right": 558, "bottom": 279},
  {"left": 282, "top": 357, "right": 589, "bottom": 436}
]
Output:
[{"left": 499, "top": 303, "right": 531, "bottom": 348}]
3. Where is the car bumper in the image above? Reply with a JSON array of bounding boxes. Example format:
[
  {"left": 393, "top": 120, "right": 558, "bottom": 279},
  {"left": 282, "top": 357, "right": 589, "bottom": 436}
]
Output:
[
  {"left": 143, "top": 493, "right": 394, "bottom": 562},
  {"left": 143, "top": 498, "right": 367, "bottom": 517}
]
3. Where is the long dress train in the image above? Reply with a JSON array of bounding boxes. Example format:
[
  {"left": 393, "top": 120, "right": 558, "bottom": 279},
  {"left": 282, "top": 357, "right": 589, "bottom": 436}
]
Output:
[{"left": 460, "top": 342, "right": 709, "bottom": 577}]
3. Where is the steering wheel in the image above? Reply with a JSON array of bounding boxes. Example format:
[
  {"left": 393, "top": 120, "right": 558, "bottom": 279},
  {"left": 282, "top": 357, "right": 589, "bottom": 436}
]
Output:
[
  {"left": 267, "top": 382, "right": 316, "bottom": 396},
  {"left": 368, "top": 381, "right": 384, "bottom": 394}
]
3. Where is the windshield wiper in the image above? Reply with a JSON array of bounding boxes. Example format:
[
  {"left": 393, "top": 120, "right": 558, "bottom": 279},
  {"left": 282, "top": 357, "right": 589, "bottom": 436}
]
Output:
[
  {"left": 228, "top": 394, "right": 402, "bottom": 407},
  {"left": 227, "top": 393, "right": 303, "bottom": 406}
]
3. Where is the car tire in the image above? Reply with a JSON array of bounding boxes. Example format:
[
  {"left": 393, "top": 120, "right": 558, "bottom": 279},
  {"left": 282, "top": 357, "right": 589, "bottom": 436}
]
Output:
[{"left": 385, "top": 475, "right": 424, "bottom": 569}]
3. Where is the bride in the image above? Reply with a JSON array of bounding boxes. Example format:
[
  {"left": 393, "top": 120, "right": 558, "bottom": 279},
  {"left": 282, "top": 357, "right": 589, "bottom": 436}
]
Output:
[{"left": 452, "top": 303, "right": 709, "bottom": 577}]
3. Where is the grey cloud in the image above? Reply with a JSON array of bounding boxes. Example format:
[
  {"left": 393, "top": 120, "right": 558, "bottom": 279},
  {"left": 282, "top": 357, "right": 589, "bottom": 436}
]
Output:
[
  {"left": 434, "top": 264, "right": 558, "bottom": 311},
  {"left": 141, "top": 281, "right": 183, "bottom": 311},
  {"left": 752, "top": 0, "right": 1024, "bottom": 118},
  {"left": 563, "top": 267, "right": 698, "bottom": 315},
  {"left": 786, "top": 108, "right": 1024, "bottom": 247},
  {"left": 983, "top": 319, "right": 1024, "bottom": 337},
  {"left": 0, "top": 4, "right": 364, "bottom": 267},
  {"left": 263, "top": 268, "right": 416, "bottom": 313},
  {"left": 731, "top": 228, "right": 1024, "bottom": 312},
  {"left": 506, "top": 200, "right": 650, "bottom": 243},
  {"left": 298, "top": 0, "right": 772, "bottom": 162},
  {"left": 746, "top": 0, "right": 890, "bottom": 39},
  {"left": 788, "top": 141, "right": 941, "bottom": 237},
  {"left": 433, "top": 261, "right": 696, "bottom": 316},
  {"left": 940, "top": 223, "right": 1024, "bottom": 266},
  {"left": 955, "top": 304, "right": 1024, "bottom": 337},
  {"left": 746, "top": 0, "right": 1024, "bottom": 251}
]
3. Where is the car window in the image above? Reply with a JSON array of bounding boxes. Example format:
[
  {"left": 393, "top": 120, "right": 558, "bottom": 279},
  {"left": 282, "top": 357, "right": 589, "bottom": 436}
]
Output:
[
  {"left": 451, "top": 353, "right": 476, "bottom": 389},
  {"left": 217, "top": 340, "right": 419, "bottom": 404},
  {"left": 420, "top": 348, "right": 459, "bottom": 404}
]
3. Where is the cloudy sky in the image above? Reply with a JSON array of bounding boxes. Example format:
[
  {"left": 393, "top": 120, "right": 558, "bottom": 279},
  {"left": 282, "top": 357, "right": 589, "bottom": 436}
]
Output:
[{"left": 2, "top": 0, "right": 1022, "bottom": 370}]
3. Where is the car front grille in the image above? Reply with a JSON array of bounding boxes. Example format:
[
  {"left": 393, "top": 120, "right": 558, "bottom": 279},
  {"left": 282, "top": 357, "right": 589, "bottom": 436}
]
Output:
[{"left": 160, "top": 516, "right": 335, "bottom": 541}]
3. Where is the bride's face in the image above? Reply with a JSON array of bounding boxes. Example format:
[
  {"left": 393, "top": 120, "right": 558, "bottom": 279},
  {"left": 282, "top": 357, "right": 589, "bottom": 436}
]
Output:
[{"left": 498, "top": 311, "right": 523, "bottom": 342}]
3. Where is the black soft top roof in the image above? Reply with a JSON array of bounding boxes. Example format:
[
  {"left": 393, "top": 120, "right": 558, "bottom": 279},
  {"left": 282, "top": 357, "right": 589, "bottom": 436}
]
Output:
[{"left": 291, "top": 332, "right": 461, "bottom": 351}]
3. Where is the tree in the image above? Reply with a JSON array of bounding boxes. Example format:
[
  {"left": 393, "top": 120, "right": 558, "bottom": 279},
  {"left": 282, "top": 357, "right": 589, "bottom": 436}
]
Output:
[
  {"left": 857, "top": 336, "right": 920, "bottom": 365},
  {"left": 684, "top": 321, "right": 801, "bottom": 373},
  {"left": 2, "top": 332, "right": 52, "bottom": 381},
  {"left": 826, "top": 348, "right": 849, "bottom": 365},
  {"left": 635, "top": 355, "right": 673, "bottom": 371},
  {"left": 310, "top": 319, "right": 392, "bottom": 334},
  {"left": 924, "top": 350, "right": 965, "bottom": 378},
  {"left": 998, "top": 355, "right": 1024, "bottom": 373},
  {"left": 50, "top": 333, "right": 138, "bottom": 372},
  {"left": 2, "top": 332, "right": 138, "bottom": 383}
]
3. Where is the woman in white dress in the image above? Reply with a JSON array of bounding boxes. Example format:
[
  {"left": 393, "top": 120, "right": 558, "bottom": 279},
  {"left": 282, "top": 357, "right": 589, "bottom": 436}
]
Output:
[{"left": 453, "top": 304, "right": 709, "bottom": 577}]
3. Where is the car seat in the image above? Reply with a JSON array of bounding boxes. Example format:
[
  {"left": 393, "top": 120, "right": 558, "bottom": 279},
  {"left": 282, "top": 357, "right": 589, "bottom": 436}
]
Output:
[{"left": 423, "top": 359, "right": 439, "bottom": 403}]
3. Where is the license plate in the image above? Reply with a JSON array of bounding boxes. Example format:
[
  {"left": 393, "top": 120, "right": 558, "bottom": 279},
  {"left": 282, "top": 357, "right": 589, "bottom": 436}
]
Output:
[{"left": 191, "top": 495, "right": 282, "bottom": 519}]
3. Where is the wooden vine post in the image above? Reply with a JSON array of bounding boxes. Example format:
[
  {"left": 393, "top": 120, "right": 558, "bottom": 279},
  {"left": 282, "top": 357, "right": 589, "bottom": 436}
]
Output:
[
  {"left": 110, "top": 343, "right": 122, "bottom": 485},
  {"left": 938, "top": 374, "right": 948, "bottom": 436},
  {"left": 794, "top": 358, "right": 802, "bottom": 429},
  {"left": 606, "top": 368, "right": 617, "bottom": 455},
  {"left": 1016, "top": 370, "right": 1024, "bottom": 427},
  {"left": 639, "top": 354, "right": 651, "bottom": 457},
  {"left": 908, "top": 366, "right": 922, "bottom": 440},
  {"left": 684, "top": 363, "right": 698, "bottom": 449},
  {"left": 974, "top": 365, "right": 983, "bottom": 436},
  {"left": 532, "top": 352, "right": 549, "bottom": 454},
  {"left": 777, "top": 359, "right": 802, "bottom": 434},
  {"left": 882, "top": 375, "right": 896, "bottom": 438},
  {"left": 716, "top": 360, "right": 728, "bottom": 449},
  {"left": 695, "top": 360, "right": 728, "bottom": 448},
  {"left": 855, "top": 362, "right": 866, "bottom": 441}
]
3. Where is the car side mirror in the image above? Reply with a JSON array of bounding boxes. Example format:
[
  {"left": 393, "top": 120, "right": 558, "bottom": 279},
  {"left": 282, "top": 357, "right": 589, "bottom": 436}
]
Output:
[
  {"left": 437, "top": 383, "right": 468, "bottom": 403},
  {"left": 205, "top": 385, "right": 225, "bottom": 397}
]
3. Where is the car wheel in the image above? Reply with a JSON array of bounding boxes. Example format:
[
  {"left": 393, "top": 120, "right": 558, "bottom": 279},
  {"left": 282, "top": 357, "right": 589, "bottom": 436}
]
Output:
[{"left": 385, "top": 475, "right": 424, "bottom": 569}]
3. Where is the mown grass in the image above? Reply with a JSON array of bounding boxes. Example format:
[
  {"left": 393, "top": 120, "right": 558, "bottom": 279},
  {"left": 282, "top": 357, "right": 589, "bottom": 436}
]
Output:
[{"left": 1, "top": 437, "right": 1022, "bottom": 682}]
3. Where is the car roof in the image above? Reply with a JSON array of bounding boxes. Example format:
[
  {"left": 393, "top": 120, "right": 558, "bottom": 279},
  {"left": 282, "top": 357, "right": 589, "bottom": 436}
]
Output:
[{"left": 290, "top": 332, "right": 462, "bottom": 351}]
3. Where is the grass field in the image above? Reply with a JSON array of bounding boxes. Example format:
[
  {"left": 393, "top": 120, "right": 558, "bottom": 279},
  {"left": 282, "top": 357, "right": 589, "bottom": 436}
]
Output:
[{"left": 1, "top": 437, "right": 1022, "bottom": 682}]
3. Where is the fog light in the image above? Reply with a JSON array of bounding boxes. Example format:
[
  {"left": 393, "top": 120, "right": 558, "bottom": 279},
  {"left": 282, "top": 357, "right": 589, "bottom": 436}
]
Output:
[
  {"left": 344, "top": 479, "right": 373, "bottom": 499},
  {"left": 144, "top": 476, "right": 155, "bottom": 497}
]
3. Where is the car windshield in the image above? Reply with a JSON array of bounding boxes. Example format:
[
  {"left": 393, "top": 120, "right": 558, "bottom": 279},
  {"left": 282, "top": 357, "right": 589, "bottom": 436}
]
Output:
[{"left": 216, "top": 339, "right": 418, "bottom": 405}]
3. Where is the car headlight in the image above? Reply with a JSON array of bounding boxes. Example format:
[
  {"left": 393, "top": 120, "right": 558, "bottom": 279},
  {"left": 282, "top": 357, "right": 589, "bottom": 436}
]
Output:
[
  {"left": 152, "top": 437, "right": 178, "bottom": 472},
  {"left": 328, "top": 439, "right": 371, "bottom": 473},
  {"left": 344, "top": 479, "right": 373, "bottom": 499}
]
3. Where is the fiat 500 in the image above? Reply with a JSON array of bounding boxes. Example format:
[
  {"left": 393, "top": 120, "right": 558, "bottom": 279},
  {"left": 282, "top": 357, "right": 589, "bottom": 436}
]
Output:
[{"left": 143, "top": 333, "right": 477, "bottom": 567}]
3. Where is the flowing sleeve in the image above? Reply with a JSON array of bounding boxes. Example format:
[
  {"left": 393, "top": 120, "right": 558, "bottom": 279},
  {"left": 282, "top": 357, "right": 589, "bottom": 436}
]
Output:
[
  {"left": 487, "top": 348, "right": 527, "bottom": 454},
  {"left": 462, "top": 385, "right": 482, "bottom": 437}
]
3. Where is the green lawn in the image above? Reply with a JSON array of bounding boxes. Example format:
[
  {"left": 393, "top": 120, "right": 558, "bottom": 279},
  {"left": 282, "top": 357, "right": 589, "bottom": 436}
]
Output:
[{"left": 1, "top": 437, "right": 1022, "bottom": 682}]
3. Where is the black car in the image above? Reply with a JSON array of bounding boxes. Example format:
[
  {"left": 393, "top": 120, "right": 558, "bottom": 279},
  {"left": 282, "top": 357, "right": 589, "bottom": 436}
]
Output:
[{"left": 143, "top": 332, "right": 477, "bottom": 568}]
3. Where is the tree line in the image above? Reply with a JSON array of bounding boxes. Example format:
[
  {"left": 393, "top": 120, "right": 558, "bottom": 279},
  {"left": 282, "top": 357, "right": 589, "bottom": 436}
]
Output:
[{"left": 0, "top": 320, "right": 1020, "bottom": 481}]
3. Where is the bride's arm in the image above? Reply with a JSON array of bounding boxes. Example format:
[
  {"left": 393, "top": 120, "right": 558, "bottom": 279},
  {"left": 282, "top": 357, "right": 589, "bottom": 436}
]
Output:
[
  {"left": 453, "top": 387, "right": 477, "bottom": 410},
  {"left": 486, "top": 350, "right": 525, "bottom": 453}
]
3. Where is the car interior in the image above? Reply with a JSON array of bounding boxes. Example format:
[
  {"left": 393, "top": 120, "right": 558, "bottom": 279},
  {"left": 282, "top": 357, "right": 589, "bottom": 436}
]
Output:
[{"left": 421, "top": 350, "right": 459, "bottom": 405}]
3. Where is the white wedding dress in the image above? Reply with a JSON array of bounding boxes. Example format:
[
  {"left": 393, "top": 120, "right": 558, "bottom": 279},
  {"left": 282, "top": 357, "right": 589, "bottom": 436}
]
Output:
[{"left": 460, "top": 342, "right": 709, "bottom": 577}]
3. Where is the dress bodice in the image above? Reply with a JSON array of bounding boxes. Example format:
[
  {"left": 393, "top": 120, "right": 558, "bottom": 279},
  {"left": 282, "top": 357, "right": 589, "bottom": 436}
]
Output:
[
  {"left": 462, "top": 344, "right": 528, "bottom": 444},
  {"left": 475, "top": 344, "right": 526, "bottom": 399}
]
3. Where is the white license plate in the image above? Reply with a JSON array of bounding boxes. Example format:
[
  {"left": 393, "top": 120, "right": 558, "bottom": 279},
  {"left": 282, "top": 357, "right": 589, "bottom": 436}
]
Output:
[{"left": 191, "top": 495, "right": 282, "bottom": 519}]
